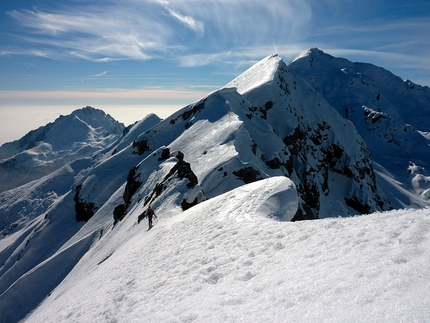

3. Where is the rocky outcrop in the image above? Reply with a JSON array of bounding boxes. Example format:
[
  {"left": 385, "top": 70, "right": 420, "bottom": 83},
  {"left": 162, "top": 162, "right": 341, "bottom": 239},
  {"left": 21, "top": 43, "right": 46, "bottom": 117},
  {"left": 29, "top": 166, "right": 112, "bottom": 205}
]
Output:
[
  {"left": 233, "top": 167, "right": 262, "bottom": 184},
  {"left": 166, "top": 152, "right": 198, "bottom": 188},
  {"left": 113, "top": 204, "right": 127, "bottom": 222},
  {"left": 143, "top": 151, "right": 202, "bottom": 211},
  {"left": 169, "top": 99, "right": 206, "bottom": 127},
  {"left": 74, "top": 184, "right": 98, "bottom": 222},
  {"left": 123, "top": 166, "right": 142, "bottom": 206},
  {"left": 113, "top": 166, "right": 142, "bottom": 222},
  {"left": 132, "top": 139, "right": 150, "bottom": 155}
]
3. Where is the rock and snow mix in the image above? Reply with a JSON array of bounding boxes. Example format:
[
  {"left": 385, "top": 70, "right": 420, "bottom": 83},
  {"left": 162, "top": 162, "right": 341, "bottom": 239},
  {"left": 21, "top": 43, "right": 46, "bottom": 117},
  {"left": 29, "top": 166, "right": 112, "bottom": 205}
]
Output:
[{"left": 1, "top": 49, "right": 430, "bottom": 323}]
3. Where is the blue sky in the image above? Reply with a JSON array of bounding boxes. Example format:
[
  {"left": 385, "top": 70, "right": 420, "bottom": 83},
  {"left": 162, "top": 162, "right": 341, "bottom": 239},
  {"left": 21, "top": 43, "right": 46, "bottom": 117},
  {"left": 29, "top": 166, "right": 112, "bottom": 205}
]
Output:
[{"left": 0, "top": 0, "right": 429, "bottom": 144}]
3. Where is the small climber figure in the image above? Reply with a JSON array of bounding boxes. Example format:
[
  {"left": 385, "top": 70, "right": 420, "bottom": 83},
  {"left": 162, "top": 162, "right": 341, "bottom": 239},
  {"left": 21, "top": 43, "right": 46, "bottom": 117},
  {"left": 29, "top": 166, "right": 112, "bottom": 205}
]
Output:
[{"left": 147, "top": 206, "right": 156, "bottom": 227}]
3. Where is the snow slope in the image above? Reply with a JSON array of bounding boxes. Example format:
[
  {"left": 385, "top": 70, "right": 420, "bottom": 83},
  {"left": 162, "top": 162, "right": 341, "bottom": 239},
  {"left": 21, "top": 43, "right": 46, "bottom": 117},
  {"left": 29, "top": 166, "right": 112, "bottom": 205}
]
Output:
[{"left": 22, "top": 179, "right": 430, "bottom": 323}]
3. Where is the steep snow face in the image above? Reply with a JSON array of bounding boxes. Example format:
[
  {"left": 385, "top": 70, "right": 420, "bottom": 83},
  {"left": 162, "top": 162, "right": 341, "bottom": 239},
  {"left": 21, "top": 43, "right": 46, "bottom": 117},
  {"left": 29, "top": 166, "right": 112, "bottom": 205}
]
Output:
[
  {"left": 289, "top": 48, "right": 430, "bottom": 208},
  {"left": 0, "top": 106, "right": 125, "bottom": 193},
  {"left": 225, "top": 53, "right": 282, "bottom": 94}
]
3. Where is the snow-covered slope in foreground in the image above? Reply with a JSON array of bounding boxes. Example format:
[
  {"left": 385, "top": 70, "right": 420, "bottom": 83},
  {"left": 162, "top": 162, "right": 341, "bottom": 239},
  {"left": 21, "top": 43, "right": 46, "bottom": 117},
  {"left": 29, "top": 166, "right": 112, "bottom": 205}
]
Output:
[{"left": 24, "top": 178, "right": 429, "bottom": 323}]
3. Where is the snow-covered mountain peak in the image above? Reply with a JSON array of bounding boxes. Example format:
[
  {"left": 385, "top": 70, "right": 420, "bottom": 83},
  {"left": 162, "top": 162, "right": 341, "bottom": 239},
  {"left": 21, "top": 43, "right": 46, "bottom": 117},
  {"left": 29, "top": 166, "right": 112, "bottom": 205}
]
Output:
[
  {"left": 291, "top": 47, "right": 343, "bottom": 65},
  {"left": 291, "top": 47, "right": 322, "bottom": 62},
  {"left": 225, "top": 53, "right": 283, "bottom": 94},
  {"left": 0, "top": 106, "right": 125, "bottom": 193}
]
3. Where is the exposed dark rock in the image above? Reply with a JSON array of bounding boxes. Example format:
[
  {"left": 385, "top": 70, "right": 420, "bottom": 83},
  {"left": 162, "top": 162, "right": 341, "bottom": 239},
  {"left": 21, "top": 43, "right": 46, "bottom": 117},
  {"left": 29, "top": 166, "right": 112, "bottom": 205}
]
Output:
[
  {"left": 74, "top": 184, "right": 98, "bottom": 222},
  {"left": 113, "top": 204, "right": 127, "bottom": 222},
  {"left": 181, "top": 197, "right": 199, "bottom": 211},
  {"left": 264, "top": 100, "right": 274, "bottom": 111},
  {"left": 277, "top": 116, "right": 388, "bottom": 221},
  {"left": 292, "top": 204, "right": 318, "bottom": 221},
  {"left": 324, "top": 144, "right": 345, "bottom": 172},
  {"left": 233, "top": 167, "right": 261, "bottom": 184},
  {"left": 123, "top": 166, "right": 142, "bottom": 206},
  {"left": 132, "top": 139, "right": 149, "bottom": 155},
  {"left": 144, "top": 183, "right": 166, "bottom": 207},
  {"left": 160, "top": 151, "right": 198, "bottom": 188},
  {"left": 283, "top": 126, "right": 307, "bottom": 147},
  {"left": 113, "top": 166, "right": 142, "bottom": 222},
  {"left": 144, "top": 151, "right": 200, "bottom": 210},
  {"left": 122, "top": 123, "right": 134, "bottom": 136},
  {"left": 247, "top": 101, "right": 274, "bottom": 120},
  {"left": 266, "top": 157, "right": 283, "bottom": 169},
  {"left": 177, "top": 162, "right": 198, "bottom": 187},
  {"left": 169, "top": 99, "right": 207, "bottom": 125},
  {"left": 182, "top": 100, "right": 205, "bottom": 120},
  {"left": 345, "top": 196, "right": 372, "bottom": 214},
  {"left": 363, "top": 106, "right": 387, "bottom": 124},
  {"left": 159, "top": 148, "right": 171, "bottom": 161}
]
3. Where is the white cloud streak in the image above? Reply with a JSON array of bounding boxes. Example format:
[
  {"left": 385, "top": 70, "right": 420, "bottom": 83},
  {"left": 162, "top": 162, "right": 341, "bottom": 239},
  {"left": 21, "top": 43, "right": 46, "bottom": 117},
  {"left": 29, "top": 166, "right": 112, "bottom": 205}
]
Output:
[
  {"left": 5, "top": 0, "right": 312, "bottom": 64},
  {"left": 92, "top": 71, "right": 108, "bottom": 77},
  {"left": 166, "top": 8, "right": 204, "bottom": 37}
]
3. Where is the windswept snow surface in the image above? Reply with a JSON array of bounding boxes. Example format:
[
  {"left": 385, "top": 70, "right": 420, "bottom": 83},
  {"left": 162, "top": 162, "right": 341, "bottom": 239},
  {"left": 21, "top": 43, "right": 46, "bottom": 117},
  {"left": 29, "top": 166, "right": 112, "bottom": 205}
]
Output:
[{"left": 23, "top": 178, "right": 429, "bottom": 323}]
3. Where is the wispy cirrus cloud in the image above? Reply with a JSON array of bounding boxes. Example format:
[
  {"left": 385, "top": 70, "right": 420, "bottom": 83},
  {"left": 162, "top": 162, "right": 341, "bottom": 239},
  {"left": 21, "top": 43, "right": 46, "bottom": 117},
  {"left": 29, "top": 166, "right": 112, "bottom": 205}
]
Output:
[
  {"left": 3, "top": 0, "right": 430, "bottom": 83},
  {"left": 92, "top": 71, "right": 108, "bottom": 77},
  {"left": 5, "top": 0, "right": 312, "bottom": 64},
  {"left": 165, "top": 7, "right": 204, "bottom": 37}
]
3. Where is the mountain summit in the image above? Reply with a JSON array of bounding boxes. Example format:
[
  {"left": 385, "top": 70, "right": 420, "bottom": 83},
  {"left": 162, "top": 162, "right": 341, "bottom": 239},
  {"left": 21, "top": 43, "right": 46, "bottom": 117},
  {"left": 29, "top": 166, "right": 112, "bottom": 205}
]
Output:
[{"left": 0, "top": 50, "right": 429, "bottom": 322}]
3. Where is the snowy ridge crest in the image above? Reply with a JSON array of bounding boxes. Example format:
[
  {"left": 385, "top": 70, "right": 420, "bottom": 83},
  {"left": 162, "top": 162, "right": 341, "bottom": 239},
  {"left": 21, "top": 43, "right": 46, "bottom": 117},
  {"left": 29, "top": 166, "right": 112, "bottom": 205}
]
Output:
[{"left": 225, "top": 53, "right": 282, "bottom": 94}]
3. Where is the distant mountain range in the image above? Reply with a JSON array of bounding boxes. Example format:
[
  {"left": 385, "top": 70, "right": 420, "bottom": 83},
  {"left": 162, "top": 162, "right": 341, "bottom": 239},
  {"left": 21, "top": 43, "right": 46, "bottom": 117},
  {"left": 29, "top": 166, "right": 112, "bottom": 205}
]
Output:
[{"left": 1, "top": 49, "right": 429, "bottom": 323}]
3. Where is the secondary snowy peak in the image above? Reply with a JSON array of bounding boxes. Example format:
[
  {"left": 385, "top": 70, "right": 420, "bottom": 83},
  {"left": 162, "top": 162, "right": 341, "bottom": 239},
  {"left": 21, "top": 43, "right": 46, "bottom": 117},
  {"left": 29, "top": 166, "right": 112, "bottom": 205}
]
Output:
[
  {"left": 291, "top": 47, "right": 322, "bottom": 63},
  {"left": 289, "top": 48, "right": 430, "bottom": 208},
  {"left": 0, "top": 106, "right": 122, "bottom": 156},
  {"left": 225, "top": 54, "right": 282, "bottom": 94},
  {"left": 0, "top": 106, "right": 125, "bottom": 193}
]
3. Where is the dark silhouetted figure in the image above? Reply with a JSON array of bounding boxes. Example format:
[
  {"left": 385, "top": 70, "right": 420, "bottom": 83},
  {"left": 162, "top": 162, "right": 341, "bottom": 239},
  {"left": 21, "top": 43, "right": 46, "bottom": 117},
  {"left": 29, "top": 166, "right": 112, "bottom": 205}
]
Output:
[{"left": 147, "top": 206, "right": 156, "bottom": 227}]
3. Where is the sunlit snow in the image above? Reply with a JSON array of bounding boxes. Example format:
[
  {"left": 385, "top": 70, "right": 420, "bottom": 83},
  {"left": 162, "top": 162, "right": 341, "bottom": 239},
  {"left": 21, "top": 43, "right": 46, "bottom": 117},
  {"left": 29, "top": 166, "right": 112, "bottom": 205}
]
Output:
[{"left": 24, "top": 179, "right": 430, "bottom": 322}]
